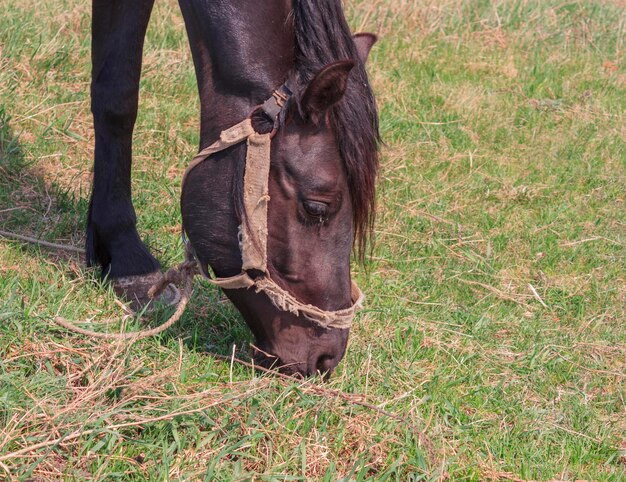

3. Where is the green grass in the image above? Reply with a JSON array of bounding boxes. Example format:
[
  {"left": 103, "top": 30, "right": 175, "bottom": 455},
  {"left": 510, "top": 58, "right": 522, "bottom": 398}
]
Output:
[{"left": 1, "top": 0, "right": 625, "bottom": 479}]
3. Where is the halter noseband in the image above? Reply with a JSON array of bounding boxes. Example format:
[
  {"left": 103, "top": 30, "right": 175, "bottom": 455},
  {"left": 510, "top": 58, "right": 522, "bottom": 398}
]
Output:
[{"left": 181, "top": 84, "right": 364, "bottom": 330}]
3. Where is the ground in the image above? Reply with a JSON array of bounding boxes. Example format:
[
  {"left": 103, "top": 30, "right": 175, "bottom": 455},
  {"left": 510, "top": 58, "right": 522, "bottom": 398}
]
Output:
[{"left": 0, "top": 0, "right": 625, "bottom": 480}]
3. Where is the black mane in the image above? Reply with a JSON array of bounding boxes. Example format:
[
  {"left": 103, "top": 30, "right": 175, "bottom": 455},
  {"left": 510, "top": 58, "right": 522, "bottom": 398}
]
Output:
[{"left": 292, "top": 0, "right": 380, "bottom": 257}]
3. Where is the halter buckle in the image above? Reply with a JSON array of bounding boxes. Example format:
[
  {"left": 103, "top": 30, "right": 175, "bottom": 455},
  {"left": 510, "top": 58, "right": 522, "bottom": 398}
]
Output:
[{"left": 260, "top": 84, "right": 292, "bottom": 125}]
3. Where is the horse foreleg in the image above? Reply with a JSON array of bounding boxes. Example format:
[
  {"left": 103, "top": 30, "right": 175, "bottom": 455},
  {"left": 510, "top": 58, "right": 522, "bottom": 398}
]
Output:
[{"left": 87, "top": 0, "right": 159, "bottom": 281}]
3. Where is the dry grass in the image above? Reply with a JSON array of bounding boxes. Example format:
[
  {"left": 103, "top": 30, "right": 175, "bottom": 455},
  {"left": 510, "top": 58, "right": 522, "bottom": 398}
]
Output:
[{"left": 1, "top": 0, "right": 625, "bottom": 479}]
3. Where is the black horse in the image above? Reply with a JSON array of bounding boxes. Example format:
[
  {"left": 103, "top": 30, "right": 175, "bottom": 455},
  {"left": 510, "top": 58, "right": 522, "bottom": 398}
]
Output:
[{"left": 86, "top": 0, "right": 379, "bottom": 377}]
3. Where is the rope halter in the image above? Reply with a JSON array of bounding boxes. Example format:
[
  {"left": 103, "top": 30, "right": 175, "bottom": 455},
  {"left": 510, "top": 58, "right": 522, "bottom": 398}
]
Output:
[{"left": 181, "top": 84, "right": 364, "bottom": 330}]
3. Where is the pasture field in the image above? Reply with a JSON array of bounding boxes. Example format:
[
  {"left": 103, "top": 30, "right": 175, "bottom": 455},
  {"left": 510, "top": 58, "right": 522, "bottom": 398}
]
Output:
[{"left": 1, "top": 0, "right": 625, "bottom": 479}]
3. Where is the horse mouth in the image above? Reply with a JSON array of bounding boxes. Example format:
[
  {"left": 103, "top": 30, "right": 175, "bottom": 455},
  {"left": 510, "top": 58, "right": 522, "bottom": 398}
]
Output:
[
  {"left": 251, "top": 346, "right": 333, "bottom": 378},
  {"left": 251, "top": 349, "right": 304, "bottom": 378}
]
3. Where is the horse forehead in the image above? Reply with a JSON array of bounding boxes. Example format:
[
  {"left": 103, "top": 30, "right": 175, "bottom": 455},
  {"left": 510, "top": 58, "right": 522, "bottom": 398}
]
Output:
[{"left": 277, "top": 127, "right": 344, "bottom": 179}]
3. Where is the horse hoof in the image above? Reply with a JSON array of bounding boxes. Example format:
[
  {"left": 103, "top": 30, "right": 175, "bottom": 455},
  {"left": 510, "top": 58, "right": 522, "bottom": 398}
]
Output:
[{"left": 112, "top": 271, "right": 181, "bottom": 313}]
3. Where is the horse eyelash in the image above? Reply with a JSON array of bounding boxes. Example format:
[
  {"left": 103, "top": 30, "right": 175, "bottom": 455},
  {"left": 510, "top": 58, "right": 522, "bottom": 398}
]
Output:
[{"left": 298, "top": 209, "right": 329, "bottom": 227}]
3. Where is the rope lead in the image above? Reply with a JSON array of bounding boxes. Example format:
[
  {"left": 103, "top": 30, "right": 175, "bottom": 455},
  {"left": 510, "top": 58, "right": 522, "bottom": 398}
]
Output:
[{"left": 53, "top": 259, "right": 198, "bottom": 340}]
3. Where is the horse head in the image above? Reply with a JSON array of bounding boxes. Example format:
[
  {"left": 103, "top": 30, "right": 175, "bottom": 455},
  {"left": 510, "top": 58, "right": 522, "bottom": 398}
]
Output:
[{"left": 181, "top": 27, "right": 378, "bottom": 377}]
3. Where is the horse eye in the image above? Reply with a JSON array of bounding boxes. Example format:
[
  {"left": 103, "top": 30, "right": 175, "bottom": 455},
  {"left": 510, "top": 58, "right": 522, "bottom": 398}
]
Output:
[{"left": 303, "top": 200, "right": 328, "bottom": 218}]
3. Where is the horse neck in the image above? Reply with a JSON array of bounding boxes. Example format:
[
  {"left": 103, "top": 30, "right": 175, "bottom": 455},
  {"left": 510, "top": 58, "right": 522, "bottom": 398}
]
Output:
[{"left": 191, "top": 1, "right": 295, "bottom": 144}]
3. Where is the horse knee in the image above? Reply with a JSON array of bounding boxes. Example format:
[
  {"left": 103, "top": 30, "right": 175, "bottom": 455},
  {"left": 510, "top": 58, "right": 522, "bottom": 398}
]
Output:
[{"left": 91, "top": 80, "right": 139, "bottom": 133}]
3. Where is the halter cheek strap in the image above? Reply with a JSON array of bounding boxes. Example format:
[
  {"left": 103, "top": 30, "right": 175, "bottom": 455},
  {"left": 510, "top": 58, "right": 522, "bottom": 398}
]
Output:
[{"left": 181, "top": 86, "right": 364, "bottom": 330}]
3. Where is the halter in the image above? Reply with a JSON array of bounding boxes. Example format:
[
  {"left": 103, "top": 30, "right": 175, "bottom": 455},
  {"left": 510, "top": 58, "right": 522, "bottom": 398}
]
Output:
[{"left": 181, "top": 84, "right": 364, "bottom": 330}]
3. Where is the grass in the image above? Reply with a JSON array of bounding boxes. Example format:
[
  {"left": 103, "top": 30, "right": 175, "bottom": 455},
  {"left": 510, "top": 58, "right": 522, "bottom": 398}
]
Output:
[{"left": 1, "top": 0, "right": 625, "bottom": 479}]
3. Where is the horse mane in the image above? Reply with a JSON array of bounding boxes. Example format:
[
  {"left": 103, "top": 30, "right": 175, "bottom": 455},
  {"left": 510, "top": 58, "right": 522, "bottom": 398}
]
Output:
[{"left": 292, "top": 0, "right": 380, "bottom": 259}]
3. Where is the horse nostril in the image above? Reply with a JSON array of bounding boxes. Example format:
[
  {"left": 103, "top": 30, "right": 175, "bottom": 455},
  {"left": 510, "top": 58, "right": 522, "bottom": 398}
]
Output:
[{"left": 315, "top": 354, "right": 336, "bottom": 376}]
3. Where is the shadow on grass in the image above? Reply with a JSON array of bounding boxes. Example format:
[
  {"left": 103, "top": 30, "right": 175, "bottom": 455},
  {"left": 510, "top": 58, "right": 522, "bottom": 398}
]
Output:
[
  {"left": 0, "top": 105, "right": 87, "bottom": 255},
  {"left": 0, "top": 105, "right": 252, "bottom": 358}
]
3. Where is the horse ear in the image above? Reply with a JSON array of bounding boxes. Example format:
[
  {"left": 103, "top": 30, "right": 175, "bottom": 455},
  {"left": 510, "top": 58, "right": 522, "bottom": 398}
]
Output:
[
  {"left": 353, "top": 33, "right": 377, "bottom": 63},
  {"left": 301, "top": 60, "right": 355, "bottom": 120}
]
